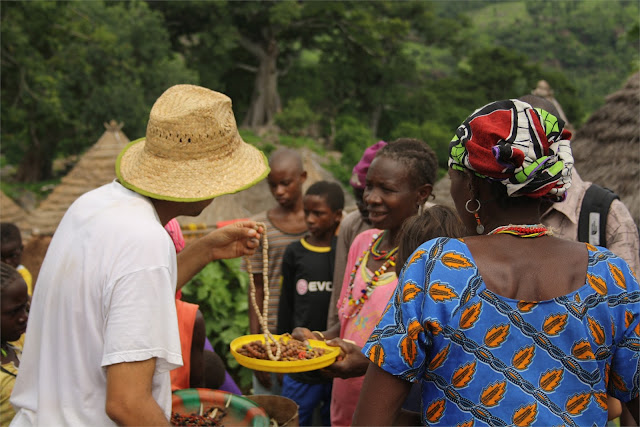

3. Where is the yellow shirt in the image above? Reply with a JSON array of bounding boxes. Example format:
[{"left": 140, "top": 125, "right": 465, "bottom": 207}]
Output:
[{"left": 1, "top": 337, "right": 23, "bottom": 427}]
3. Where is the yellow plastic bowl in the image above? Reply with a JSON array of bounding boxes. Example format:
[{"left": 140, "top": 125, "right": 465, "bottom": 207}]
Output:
[{"left": 230, "top": 334, "right": 340, "bottom": 373}]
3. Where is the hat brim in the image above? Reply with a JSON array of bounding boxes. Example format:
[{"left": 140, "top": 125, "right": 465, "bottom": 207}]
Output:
[{"left": 116, "top": 137, "right": 269, "bottom": 202}]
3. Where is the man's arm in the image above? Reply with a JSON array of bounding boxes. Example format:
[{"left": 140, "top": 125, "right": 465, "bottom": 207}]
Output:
[
  {"left": 176, "top": 221, "right": 262, "bottom": 290},
  {"left": 106, "top": 359, "right": 169, "bottom": 426}
]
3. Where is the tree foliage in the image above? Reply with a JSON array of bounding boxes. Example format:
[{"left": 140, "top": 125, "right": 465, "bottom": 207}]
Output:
[
  {"left": 3, "top": 0, "right": 637, "bottom": 187},
  {"left": 1, "top": 0, "right": 196, "bottom": 182}
]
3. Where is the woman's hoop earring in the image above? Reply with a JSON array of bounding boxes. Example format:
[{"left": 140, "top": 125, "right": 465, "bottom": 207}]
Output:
[{"left": 465, "top": 199, "right": 485, "bottom": 234}]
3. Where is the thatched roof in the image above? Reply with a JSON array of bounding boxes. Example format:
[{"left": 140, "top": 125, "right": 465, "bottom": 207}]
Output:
[
  {"left": 571, "top": 72, "right": 640, "bottom": 225},
  {"left": 0, "top": 191, "right": 28, "bottom": 225},
  {"left": 24, "top": 121, "right": 130, "bottom": 235},
  {"left": 176, "top": 148, "right": 355, "bottom": 228}
]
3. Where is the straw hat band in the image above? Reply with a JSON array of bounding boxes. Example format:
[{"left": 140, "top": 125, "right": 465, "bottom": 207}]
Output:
[
  {"left": 115, "top": 84, "right": 269, "bottom": 201},
  {"left": 118, "top": 137, "right": 268, "bottom": 201}
]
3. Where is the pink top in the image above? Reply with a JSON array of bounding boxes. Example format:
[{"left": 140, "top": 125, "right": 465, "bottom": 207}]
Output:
[
  {"left": 165, "top": 218, "right": 185, "bottom": 253},
  {"left": 331, "top": 228, "right": 398, "bottom": 426}
]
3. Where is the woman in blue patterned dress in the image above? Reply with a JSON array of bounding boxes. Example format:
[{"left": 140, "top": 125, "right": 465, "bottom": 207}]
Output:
[{"left": 353, "top": 98, "right": 639, "bottom": 426}]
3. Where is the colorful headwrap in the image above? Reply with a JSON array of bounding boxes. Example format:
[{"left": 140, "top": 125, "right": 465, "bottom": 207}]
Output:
[
  {"left": 350, "top": 140, "right": 387, "bottom": 190},
  {"left": 448, "top": 99, "right": 573, "bottom": 201}
]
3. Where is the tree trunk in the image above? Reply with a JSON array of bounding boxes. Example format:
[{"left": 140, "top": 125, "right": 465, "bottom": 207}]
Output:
[
  {"left": 242, "top": 39, "right": 281, "bottom": 129},
  {"left": 15, "top": 124, "right": 51, "bottom": 182},
  {"left": 370, "top": 104, "right": 383, "bottom": 137}
]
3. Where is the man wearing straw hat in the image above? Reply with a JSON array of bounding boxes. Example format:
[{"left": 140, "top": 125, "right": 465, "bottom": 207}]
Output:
[{"left": 11, "top": 85, "right": 269, "bottom": 426}]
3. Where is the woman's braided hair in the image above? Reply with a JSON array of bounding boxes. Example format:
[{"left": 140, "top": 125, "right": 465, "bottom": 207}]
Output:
[
  {"left": 1, "top": 261, "right": 22, "bottom": 290},
  {"left": 375, "top": 138, "right": 438, "bottom": 190}
]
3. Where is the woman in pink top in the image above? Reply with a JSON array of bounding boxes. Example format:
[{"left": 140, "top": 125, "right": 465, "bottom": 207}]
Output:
[{"left": 292, "top": 138, "right": 438, "bottom": 426}]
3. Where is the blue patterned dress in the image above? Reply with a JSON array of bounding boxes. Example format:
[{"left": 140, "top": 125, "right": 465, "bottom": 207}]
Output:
[{"left": 363, "top": 237, "right": 640, "bottom": 426}]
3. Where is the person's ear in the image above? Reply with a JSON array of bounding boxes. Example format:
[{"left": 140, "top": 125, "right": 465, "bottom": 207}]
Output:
[
  {"left": 468, "top": 171, "right": 481, "bottom": 199},
  {"left": 333, "top": 209, "right": 343, "bottom": 225},
  {"left": 299, "top": 170, "right": 308, "bottom": 184},
  {"left": 416, "top": 183, "right": 433, "bottom": 207}
]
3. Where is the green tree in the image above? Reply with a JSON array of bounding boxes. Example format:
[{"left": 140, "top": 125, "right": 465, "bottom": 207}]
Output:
[{"left": 1, "top": 1, "right": 197, "bottom": 182}]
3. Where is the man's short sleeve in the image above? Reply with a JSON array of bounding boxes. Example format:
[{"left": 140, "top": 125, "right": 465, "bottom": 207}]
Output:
[{"left": 102, "top": 267, "right": 182, "bottom": 372}]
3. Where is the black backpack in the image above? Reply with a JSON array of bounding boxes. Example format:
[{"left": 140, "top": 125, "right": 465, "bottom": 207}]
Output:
[{"left": 577, "top": 184, "right": 619, "bottom": 247}]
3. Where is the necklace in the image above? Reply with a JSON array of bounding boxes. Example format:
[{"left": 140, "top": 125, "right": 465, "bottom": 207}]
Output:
[
  {"left": 370, "top": 231, "right": 397, "bottom": 261},
  {"left": 342, "top": 233, "right": 397, "bottom": 319},
  {"left": 487, "top": 224, "right": 553, "bottom": 238},
  {"left": 246, "top": 222, "right": 282, "bottom": 361}
]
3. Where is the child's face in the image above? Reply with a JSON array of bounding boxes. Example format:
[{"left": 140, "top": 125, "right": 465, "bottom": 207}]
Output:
[
  {"left": 303, "top": 195, "right": 341, "bottom": 239},
  {"left": 1, "top": 278, "right": 29, "bottom": 342},
  {"left": 1, "top": 240, "right": 23, "bottom": 268},
  {"left": 267, "top": 167, "right": 305, "bottom": 209}
]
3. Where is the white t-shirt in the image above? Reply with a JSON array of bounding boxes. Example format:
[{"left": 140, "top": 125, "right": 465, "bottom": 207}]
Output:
[{"left": 10, "top": 181, "right": 182, "bottom": 426}]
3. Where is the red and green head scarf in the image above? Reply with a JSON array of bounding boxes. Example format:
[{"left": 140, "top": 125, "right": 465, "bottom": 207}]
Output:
[{"left": 448, "top": 99, "right": 573, "bottom": 202}]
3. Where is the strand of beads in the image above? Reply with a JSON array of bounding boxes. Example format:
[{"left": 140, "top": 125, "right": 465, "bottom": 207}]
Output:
[
  {"left": 487, "top": 224, "right": 553, "bottom": 238},
  {"left": 246, "top": 222, "right": 282, "bottom": 361},
  {"left": 370, "top": 231, "right": 393, "bottom": 261},
  {"left": 341, "top": 233, "right": 398, "bottom": 319}
]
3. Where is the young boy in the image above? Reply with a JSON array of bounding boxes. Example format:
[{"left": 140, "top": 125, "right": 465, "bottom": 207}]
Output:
[{"left": 277, "top": 181, "right": 344, "bottom": 426}]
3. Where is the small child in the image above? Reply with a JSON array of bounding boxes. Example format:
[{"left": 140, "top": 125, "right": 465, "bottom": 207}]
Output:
[
  {"left": 1, "top": 262, "right": 30, "bottom": 426},
  {"left": 396, "top": 205, "right": 467, "bottom": 274},
  {"left": 277, "top": 181, "right": 344, "bottom": 426},
  {"left": 0, "top": 223, "right": 33, "bottom": 296}
]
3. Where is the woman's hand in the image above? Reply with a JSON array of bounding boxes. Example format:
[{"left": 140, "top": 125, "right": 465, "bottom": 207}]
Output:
[{"left": 321, "top": 338, "right": 369, "bottom": 379}]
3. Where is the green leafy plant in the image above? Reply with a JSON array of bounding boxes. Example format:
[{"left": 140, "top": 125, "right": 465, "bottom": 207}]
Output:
[
  {"left": 275, "top": 97, "right": 320, "bottom": 136},
  {"left": 181, "top": 258, "right": 254, "bottom": 392}
]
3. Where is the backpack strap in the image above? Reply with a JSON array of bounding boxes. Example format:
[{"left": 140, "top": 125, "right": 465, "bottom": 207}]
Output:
[{"left": 578, "top": 184, "right": 620, "bottom": 247}]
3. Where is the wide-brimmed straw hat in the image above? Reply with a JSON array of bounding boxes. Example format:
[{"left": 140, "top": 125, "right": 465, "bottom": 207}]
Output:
[{"left": 116, "top": 84, "right": 269, "bottom": 201}]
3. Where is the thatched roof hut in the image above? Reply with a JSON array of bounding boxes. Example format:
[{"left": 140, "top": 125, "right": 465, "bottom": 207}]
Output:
[
  {"left": 571, "top": 72, "right": 640, "bottom": 225},
  {"left": 0, "top": 191, "right": 28, "bottom": 225},
  {"left": 24, "top": 121, "right": 130, "bottom": 235}
]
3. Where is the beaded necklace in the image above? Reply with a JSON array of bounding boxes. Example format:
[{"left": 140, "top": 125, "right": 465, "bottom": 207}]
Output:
[
  {"left": 246, "top": 222, "right": 282, "bottom": 361},
  {"left": 487, "top": 223, "right": 552, "bottom": 238},
  {"left": 341, "top": 233, "right": 397, "bottom": 319},
  {"left": 370, "top": 231, "right": 394, "bottom": 261}
]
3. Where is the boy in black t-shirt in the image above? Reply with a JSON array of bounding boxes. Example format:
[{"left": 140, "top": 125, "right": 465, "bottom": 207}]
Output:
[{"left": 277, "top": 181, "right": 344, "bottom": 426}]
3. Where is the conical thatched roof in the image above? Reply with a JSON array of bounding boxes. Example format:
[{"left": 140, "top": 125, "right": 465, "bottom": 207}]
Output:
[
  {"left": 0, "top": 191, "right": 28, "bottom": 225},
  {"left": 571, "top": 72, "right": 640, "bottom": 225},
  {"left": 24, "top": 121, "right": 130, "bottom": 235}
]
